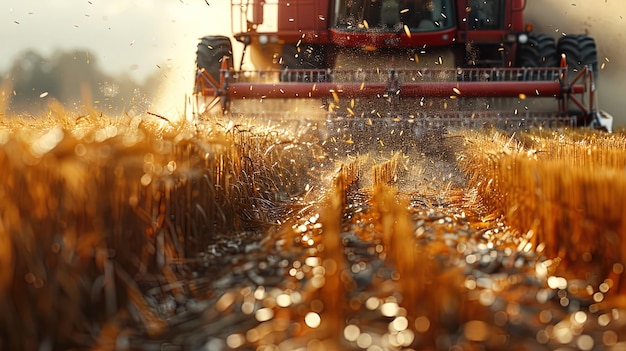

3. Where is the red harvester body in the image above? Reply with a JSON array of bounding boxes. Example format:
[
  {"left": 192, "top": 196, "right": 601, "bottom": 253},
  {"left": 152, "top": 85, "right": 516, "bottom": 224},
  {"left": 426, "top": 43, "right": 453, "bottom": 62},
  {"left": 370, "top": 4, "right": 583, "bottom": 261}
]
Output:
[{"left": 195, "top": 0, "right": 612, "bottom": 130}]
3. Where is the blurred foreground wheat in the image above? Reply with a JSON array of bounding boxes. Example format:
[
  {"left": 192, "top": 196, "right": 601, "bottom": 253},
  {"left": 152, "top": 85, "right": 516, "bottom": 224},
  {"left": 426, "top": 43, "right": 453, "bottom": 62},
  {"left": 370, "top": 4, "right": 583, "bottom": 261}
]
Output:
[{"left": 0, "top": 110, "right": 319, "bottom": 349}]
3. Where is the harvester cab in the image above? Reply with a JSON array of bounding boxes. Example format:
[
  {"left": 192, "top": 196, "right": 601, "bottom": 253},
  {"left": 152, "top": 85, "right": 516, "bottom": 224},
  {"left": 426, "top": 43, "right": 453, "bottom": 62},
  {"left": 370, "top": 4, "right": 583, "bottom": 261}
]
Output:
[{"left": 194, "top": 0, "right": 613, "bottom": 132}]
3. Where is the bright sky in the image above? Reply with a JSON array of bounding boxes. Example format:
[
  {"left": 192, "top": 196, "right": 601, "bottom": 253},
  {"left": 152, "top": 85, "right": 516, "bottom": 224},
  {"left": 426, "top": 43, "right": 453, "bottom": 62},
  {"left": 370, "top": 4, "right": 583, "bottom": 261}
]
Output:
[
  {"left": 1, "top": 0, "right": 230, "bottom": 80},
  {"left": 1, "top": 0, "right": 232, "bottom": 116}
]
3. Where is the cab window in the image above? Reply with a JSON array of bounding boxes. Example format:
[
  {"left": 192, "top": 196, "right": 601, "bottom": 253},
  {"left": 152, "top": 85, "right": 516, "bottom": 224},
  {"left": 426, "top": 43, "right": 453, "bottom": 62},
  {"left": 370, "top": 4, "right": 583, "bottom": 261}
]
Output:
[
  {"left": 468, "top": 0, "right": 504, "bottom": 30},
  {"left": 334, "top": 0, "right": 453, "bottom": 32}
]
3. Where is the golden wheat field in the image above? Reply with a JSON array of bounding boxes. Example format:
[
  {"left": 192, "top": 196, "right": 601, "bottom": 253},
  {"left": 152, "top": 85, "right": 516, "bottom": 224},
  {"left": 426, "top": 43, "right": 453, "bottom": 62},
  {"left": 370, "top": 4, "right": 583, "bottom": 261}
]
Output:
[{"left": 1, "top": 106, "right": 626, "bottom": 350}]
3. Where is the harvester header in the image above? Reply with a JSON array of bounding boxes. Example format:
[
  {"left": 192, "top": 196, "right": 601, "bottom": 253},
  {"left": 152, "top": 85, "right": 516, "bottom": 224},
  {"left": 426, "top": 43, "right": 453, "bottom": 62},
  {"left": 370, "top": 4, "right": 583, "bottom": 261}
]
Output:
[{"left": 194, "top": 0, "right": 612, "bottom": 131}]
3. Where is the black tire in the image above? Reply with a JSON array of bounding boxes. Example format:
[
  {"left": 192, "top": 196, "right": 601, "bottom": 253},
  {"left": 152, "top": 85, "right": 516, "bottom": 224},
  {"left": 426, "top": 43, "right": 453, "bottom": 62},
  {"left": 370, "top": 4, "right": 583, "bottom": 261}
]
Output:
[
  {"left": 195, "top": 36, "right": 233, "bottom": 91},
  {"left": 280, "top": 44, "right": 327, "bottom": 82},
  {"left": 558, "top": 35, "right": 599, "bottom": 124},
  {"left": 557, "top": 35, "right": 598, "bottom": 78},
  {"left": 517, "top": 33, "right": 559, "bottom": 68}
]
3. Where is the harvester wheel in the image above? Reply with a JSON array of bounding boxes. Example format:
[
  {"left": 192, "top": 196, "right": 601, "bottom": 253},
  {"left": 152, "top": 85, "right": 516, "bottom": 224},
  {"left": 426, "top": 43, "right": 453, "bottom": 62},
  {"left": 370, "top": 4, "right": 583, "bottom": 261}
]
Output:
[
  {"left": 517, "top": 33, "right": 558, "bottom": 67},
  {"left": 558, "top": 35, "right": 600, "bottom": 128},
  {"left": 195, "top": 36, "right": 233, "bottom": 92},
  {"left": 557, "top": 35, "right": 598, "bottom": 79}
]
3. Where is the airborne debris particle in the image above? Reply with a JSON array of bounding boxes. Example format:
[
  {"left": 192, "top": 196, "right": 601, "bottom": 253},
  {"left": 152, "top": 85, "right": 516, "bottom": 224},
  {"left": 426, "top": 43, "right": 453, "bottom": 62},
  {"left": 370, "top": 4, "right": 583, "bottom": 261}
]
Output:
[{"left": 304, "top": 312, "right": 321, "bottom": 328}]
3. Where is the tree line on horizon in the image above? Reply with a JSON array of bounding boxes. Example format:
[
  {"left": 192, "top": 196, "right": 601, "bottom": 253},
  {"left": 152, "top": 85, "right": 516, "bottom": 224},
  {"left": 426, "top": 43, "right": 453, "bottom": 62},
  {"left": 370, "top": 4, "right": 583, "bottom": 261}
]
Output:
[{"left": 0, "top": 48, "right": 169, "bottom": 116}]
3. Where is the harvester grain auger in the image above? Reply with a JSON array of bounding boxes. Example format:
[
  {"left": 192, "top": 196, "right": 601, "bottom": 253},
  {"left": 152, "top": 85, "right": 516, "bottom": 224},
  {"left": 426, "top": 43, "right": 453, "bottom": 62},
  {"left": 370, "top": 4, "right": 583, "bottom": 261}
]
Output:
[{"left": 194, "top": 0, "right": 613, "bottom": 132}]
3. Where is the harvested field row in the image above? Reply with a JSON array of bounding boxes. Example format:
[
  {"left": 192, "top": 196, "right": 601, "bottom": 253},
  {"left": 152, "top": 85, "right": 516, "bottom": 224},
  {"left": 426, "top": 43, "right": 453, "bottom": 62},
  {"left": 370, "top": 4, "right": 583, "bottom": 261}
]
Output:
[{"left": 458, "top": 129, "right": 626, "bottom": 294}]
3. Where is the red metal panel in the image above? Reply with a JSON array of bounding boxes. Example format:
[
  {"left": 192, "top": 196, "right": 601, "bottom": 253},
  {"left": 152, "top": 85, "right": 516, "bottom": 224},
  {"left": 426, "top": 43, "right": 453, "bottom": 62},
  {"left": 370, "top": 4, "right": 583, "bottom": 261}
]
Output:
[
  {"left": 315, "top": 0, "right": 330, "bottom": 31},
  {"left": 510, "top": 0, "right": 526, "bottom": 31},
  {"left": 328, "top": 28, "right": 456, "bottom": 48},
  {"left": 250, "top": 0, "right": 264, "bottom": 25},
  {"left": 278, "top": 0, "right": 318, "bottom": 31}
]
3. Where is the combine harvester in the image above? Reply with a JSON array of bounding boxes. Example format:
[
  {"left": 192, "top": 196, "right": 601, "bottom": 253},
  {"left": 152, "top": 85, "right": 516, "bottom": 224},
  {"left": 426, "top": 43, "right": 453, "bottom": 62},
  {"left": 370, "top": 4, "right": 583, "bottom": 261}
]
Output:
[{"left": 194, "top": 0, "right": 612, "bottom": 132}]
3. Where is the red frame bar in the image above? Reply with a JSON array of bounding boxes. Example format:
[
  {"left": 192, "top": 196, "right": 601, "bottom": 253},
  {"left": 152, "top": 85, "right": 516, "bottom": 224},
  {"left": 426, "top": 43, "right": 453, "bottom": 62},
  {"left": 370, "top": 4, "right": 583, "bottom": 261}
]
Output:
[{"left": 196, "top": 56, "right": 593, "bottom": 119}]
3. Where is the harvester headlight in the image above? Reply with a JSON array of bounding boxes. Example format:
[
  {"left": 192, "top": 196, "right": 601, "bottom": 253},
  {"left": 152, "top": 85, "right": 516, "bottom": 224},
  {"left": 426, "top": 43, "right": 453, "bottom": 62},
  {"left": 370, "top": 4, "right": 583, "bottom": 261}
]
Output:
[
  {"left": 518, "top": 33, "right": 529, "bottom": 44},
  {"left": 258, "top": 35, "right": 269, "bottom": 45}
]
